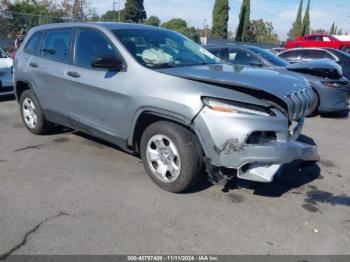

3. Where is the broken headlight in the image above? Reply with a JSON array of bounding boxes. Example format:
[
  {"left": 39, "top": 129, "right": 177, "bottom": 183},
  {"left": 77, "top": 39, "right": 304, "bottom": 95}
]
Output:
[{"left": 202, "top": 97, "right": 275, "bottom": 117}]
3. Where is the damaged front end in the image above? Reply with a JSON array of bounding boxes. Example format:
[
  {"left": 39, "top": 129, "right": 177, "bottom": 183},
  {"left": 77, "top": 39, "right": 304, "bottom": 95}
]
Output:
[{"left": 193, "top": 97, "right": 320, "bottom": 184}]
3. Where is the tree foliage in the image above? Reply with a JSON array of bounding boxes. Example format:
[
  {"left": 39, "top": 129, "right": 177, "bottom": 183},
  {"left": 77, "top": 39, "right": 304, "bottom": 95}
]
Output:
[
  {"left": 211, "top": 0, "right": 229, "bottom": 39},
  {"left": 288, "top": 0, "right": 303, "bottom": 39},
  {"left": 161, "top": 18, "right": 199, "bottom": 42},
  {"left": 235, "top": 0, "right": 250, "bottom": 42},
  {"left": 329, "top": 22, "right": 336, "bottom": 34},
  {"left": 246, "top": 19, "right": 279, "bottom": 44},
  {"left": 101, "top": 10, "right": 125, "bottom": 22},
  {"left": 0, "top": 0, "right": 98, "bottom": 38},
  {"left": 0, "top": 0, "right": 65, "bottom": 37},
  {"left": 144, "top": 16, "right": 160, "bottom": 27},
  {"left": 161, "top": 18, "right": 187, "bottom": 31},
  {"left": 301, "top": 0, "right": 310, "bottom": 36},
  {"left": 123, "top": 0, "right": 146, "bottom": 23}
]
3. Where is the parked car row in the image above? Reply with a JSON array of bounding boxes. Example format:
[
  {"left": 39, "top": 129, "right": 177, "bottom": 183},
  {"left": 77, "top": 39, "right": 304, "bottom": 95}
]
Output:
[
  {"left": 0, "top": 47, "right": 14, "bottom": 96},
  {"left": 8, "top": 23, "right": 348, "bottom": 193},
  {"left": 204, "top": 44, "right": 350, "bottom": 115}
]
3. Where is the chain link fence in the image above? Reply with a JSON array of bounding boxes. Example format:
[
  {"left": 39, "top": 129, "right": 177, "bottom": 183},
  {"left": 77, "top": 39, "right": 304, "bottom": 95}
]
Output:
[{"left": 0, "top": 10, "right": 75, "bottom": 53}]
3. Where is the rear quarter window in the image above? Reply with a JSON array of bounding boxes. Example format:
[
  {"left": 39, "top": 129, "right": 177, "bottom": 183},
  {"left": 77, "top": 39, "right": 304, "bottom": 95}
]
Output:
[{"left": 24, "top": 31, "right": 43, "bottom": 55}]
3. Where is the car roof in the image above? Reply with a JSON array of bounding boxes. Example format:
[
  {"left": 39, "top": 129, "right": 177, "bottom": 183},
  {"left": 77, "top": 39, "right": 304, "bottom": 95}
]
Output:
[
  {"left": 303, "top": 34, "right": 331, "bottom": 37},
  {"left": 203, "top": 43, "right": 238, "bottom": 49},
  {"left": 281, "top": 47, "right": 339, "bottom": 53},
  {"left": 28, "top": 22, "right": 165, "bottom": 33}
]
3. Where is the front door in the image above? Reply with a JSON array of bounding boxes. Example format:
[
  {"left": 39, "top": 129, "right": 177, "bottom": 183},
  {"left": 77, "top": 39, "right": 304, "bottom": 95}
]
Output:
[{"left": 65, "top": 28, "right": 128, "bottom": 145}]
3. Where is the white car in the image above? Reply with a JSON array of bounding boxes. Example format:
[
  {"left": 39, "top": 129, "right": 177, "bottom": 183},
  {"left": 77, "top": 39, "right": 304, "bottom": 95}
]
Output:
[{"left": 0, "top": 47, "right": 14, "bottom": 96}]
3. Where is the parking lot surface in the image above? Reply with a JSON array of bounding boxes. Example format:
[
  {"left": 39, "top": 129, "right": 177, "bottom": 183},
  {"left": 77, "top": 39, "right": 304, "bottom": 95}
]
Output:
[{"left": 0, "top": 97, "right": 349, "bottom": 255}]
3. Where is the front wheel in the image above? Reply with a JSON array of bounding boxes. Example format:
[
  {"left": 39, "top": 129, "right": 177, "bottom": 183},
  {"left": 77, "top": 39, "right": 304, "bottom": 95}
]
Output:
[
  {"left": 140, "top": 121, "right": 204, "bottom": 193},
  {"left": 308, "top": 89, "right": 319, "bottom": 117}
]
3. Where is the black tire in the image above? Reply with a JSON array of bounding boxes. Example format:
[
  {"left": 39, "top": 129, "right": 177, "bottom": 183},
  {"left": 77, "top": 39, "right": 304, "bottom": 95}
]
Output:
[
  {"left": 20, "top": 89, "right": 53, "bottom": 135},
  {"left": 140, "top": 121, "right": 204, "bottom": 193},
  {"left": 308, "top": 89, "right": 319, "bottom": 117}
]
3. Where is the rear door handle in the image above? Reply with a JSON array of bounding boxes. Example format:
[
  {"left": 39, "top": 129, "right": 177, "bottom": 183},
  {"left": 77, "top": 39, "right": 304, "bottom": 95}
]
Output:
[
  {"left": 29, "top": 62, "right": 38, "bottom": 68},
  {"left": 67, "top": 71, "right": 80, "bottom": 78}
]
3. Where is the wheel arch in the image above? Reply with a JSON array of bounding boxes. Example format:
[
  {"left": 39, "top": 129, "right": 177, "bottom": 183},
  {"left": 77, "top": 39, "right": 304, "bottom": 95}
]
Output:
[
  {"left": 14, "top": 79, "right": 39, "bottom": 103},
  {"left": 128, "top": 107, "right": 197, "bottom": 153}
]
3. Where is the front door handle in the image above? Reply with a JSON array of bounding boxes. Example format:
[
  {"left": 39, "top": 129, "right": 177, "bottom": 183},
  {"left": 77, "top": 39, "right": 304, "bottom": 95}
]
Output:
[
  {"left": 67, "top": 71, "right": 80, "bottom": 78},
  {"left": 29, "top": 62, "right": 38, "bottom": 68}
]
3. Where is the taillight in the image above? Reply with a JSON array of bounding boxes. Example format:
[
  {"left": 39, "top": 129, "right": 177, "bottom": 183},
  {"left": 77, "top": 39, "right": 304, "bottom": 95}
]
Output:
[{"left": 322, "top": 81, "right": 349, "bottom": 88}]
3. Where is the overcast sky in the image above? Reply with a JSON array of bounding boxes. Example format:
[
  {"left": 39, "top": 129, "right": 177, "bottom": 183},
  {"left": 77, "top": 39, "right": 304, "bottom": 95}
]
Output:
[{"left": 90, "top": 0, "right": 350, "bottom": 40}]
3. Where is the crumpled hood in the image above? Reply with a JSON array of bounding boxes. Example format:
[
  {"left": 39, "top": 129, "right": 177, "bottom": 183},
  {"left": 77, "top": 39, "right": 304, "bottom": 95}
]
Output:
[
  {"left": 158, "top": 63, "right": 310, "bottom": 101},
  {"left": 286, "top": 59, "right": 343, "bottom": 79}
]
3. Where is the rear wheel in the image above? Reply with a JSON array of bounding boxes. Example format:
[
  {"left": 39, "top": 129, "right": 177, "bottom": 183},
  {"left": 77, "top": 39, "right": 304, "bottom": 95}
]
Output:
[
  {"left": 140, "top": 121, "right": 204, "bottom": 193},
  {"left": 20, "top": 90, "right": 53, "bottom": 135}
]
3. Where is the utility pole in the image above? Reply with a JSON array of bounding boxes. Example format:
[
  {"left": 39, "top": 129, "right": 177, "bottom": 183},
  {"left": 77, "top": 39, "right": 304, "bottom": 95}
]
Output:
[{"left": 113, "top": 1, "right": 121, "bottom": 22}]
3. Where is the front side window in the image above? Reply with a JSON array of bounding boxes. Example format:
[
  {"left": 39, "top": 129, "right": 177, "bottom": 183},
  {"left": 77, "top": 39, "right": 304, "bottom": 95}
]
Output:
[
  {"left": 75, "top": 29, "right": 120, "bottom": 69},
  {"left": 24, "top": 31, "right": 43, "bottom": 55},
  {"left": 226, "top": 49, "right": 260, "bottom": 66},
  {"left": 40, "top": 29, "right": 72, "bottom": 62},
  {"left": 113, "top": 29, "right": 220, "bottom": 68},
  {"left": 279, "top": 50, "right": 300, "bottom": 61}
]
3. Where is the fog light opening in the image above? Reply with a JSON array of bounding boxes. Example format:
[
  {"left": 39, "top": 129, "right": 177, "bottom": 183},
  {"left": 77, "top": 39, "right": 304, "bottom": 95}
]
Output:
[{"left": 246, "top": 131, "right": 277, "bottom": 145}]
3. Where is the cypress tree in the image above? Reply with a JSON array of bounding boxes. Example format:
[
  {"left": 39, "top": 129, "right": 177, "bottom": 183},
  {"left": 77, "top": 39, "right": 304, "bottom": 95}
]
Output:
[
  {"left": 211, "top": 0, "right": 230, "bottom": 39},
  {"left": 301, "top": 0, "right": 311, "bottom": 36},
  {"left": 288, "top": 0, "right": 303, "bottom": 39},
  {"left": 330, "top": 22, "right": 335, "bottom": 34},
  {"left": 124, "top": 0, "right": 147, "bottom": 23},
  {"left": 235, "top": 0, "right": 250, "bottom": 42}
]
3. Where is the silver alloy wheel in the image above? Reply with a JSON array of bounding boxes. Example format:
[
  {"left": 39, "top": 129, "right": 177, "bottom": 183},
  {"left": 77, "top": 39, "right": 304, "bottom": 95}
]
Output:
[
  {"left": 146, "top": 134, "right": 181, "bottom": 183},
  {"left": 22, "top": 98, "right": 37, "bottom": 129}
]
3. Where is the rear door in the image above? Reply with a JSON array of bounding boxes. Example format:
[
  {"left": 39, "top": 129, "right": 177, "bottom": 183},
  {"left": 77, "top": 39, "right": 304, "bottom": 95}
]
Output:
[
  {"left": 27, "top": 29, "right": 73, "bottom": 118},
  {"left": 65, "top": 28, "right": 128, "bottom": 145}
]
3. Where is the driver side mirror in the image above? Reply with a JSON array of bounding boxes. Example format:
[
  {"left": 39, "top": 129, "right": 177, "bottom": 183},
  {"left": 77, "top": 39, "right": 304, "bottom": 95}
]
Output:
[{"left": 91, "top": 56, "right": 124, "bottom": 71}]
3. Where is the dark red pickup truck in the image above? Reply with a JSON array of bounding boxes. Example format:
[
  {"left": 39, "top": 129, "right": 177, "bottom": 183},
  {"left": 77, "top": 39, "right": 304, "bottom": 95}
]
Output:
[{"left": 285, "top": 34, "right": 350, "bottom": 52}]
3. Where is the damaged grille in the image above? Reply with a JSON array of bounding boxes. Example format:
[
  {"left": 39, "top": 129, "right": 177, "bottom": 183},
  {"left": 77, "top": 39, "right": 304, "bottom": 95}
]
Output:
[{"left": 284, "top": 88, "right": 313, "bottom": 121}]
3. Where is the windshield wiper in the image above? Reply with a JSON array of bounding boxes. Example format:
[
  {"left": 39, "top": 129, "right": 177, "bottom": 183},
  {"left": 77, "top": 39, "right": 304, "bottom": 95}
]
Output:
[{"left": 147, "top": 62, "right": 176, "bottom": 69}]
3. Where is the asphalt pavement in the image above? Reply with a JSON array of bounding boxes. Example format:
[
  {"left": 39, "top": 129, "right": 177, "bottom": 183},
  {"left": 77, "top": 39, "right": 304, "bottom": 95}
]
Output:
[{"left": 0, "top": 97, "right": 349, "bottom": 255}]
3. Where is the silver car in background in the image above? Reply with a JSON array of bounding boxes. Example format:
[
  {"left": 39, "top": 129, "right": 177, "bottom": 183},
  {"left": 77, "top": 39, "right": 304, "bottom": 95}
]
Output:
[
  {"left": 0, "top": 47, "right": 13, "bottom": 96},
  {"left": 204, "top": 44, "right": 350, "bottom": 115},
  {"left": 13, "top": 23, "right": 319, "bottom": 192}
]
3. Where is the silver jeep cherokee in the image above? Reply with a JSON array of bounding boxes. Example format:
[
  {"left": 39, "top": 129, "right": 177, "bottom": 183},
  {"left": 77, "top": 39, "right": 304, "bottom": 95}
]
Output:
[{"left": 14, "top": 23, "right": 320, "bottom": 192}]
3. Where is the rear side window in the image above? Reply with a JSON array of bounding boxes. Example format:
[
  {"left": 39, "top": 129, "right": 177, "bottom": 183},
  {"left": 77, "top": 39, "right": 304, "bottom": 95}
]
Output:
[
  {"left": 300, "top": 50, "right": 328, "bottom": 59},
  {"left": 74, "top": 29, "right": 119, "bottom": 69},
  {"left": 40, "top": 29, "right": 72, "bottom": 62},
  {"left": 24, "top": 31, "right": 43, "bottom": 55}
]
